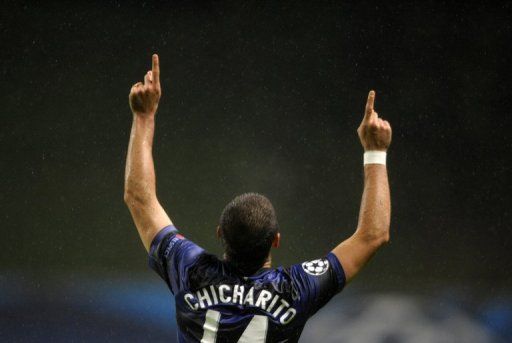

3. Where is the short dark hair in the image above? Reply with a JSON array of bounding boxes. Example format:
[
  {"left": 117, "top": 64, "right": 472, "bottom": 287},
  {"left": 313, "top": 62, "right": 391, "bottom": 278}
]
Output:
[{"left": 219, "top": 193, "right": 279, "bottom": 276}]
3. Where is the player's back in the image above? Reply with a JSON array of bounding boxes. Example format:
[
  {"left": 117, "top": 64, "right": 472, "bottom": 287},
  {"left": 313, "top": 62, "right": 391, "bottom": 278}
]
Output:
[{"left": 149, "top": 226, "right": 346, "bottom": 343}]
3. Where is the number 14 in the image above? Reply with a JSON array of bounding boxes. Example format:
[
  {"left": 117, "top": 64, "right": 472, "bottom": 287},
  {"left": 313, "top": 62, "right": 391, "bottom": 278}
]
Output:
[{"left": 201, "top": 309, "right": 268, "bottom": 342}]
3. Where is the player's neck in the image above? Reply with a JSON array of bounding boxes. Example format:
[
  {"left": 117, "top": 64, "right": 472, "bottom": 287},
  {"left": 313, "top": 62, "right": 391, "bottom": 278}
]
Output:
[
  {"left": 222, "top": 253, "right": 273, "bottom": 270},
  {"left": 262, "top": 254, "right": 272, "bottom": 269}
]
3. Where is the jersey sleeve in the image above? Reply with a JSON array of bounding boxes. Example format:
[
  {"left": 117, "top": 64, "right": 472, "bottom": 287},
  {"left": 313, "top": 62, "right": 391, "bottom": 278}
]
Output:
[
  {"left": 148, "top": 225, "right": 205, "bottom": 294},
  {"left": 289, "top": 252, "right": 346, "bottom": 317}
]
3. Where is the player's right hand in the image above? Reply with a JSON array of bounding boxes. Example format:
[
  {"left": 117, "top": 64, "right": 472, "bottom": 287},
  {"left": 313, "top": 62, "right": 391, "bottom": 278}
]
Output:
[
  {"left": 129, "top": 54, "right": 161, "bottom": 116},
  {"left": 357, "top": 90, "right": 392, "bottom": 151}
]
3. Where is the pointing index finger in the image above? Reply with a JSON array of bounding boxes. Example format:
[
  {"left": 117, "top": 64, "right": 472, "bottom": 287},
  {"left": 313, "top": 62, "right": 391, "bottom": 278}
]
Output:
[
  {"left": 365, "top": 90, "right": 375, "bottom": 119},
  {"left": 152, "top": 54, "right": 160, "bottom": 86}
]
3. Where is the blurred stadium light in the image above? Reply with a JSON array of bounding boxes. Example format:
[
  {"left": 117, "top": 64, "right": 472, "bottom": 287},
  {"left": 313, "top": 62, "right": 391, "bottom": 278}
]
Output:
[{"left": 1, "top": 274, "right": 510, "bottom": 342}]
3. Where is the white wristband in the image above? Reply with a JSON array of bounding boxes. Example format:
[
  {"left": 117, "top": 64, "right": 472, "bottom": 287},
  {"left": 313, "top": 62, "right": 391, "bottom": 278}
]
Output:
[{"left": 364, "top": 151, "right": 387, "bottom": 165}]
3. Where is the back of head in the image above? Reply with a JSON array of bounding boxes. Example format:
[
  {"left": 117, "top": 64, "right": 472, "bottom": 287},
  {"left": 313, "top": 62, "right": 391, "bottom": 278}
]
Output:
[{"left": 219, "top": 193, "right": 279, "bottom": 276}]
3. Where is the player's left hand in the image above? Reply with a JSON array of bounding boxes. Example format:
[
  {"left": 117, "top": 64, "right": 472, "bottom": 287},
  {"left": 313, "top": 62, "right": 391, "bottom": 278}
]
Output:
[
  {"left": 129, "top": 54, "right": 161, "bottom": 116},
  {"left": 357, "top": 90, "right": 392, "bottom": 151}
]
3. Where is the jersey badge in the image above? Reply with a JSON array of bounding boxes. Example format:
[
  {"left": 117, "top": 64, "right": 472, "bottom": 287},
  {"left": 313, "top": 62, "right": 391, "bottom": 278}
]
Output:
[{"left": 302, "top": 259, "right": 329, "bottom": 276}]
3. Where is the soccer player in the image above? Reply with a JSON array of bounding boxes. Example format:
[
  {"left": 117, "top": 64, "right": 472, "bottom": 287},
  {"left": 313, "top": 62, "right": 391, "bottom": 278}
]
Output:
[{"left": 124, "top": 54, "right": 392, "bottom": 342}]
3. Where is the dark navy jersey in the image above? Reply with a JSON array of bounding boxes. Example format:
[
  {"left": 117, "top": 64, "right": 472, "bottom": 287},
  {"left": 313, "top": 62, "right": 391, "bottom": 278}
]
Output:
[{"left": 149, "top": 225, "right": 346, "bottom": 343}]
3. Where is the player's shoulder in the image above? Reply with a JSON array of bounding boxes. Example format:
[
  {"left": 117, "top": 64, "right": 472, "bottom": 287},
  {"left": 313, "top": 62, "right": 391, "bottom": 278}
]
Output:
[
  {"left": 187, "top": 252, "right": 242, "bottom": 290},
  {"left": 280, "top": 253, "right": 346, "bottom": 294},
  {"left": 245, "top": 266, "right": 292, "bottom": 287},
  {"left": 295, "top": 256, "right": 333, "bottom": 277},
  {"left": 299, "top": 253, "right": 347, "bottom": 294},
  {"left": 246, "top": 255, "right": 335, "bottom": 287}
]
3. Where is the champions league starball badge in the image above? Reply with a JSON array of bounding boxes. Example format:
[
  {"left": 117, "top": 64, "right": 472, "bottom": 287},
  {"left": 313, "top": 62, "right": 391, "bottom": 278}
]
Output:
[{"left": 302, "top": 259, "right": 329, "bottom": 276}]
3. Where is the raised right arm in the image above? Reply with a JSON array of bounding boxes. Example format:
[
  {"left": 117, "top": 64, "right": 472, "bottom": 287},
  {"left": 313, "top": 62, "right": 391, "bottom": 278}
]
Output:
[
  {"left": 331, "top": 91, "right": 392, "bottom": 283},
  {"left": 124, "top": 54, "right": 172, "bottom": 252}
]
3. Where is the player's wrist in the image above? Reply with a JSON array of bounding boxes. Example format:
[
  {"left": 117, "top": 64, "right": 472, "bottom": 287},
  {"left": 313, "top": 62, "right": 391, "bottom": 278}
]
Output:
[
  {"left": 133, "top": 111, "right": 156, "bottom": 120},
  {"left": 363, "top": 150, "right": 387, "bottom": 165}
]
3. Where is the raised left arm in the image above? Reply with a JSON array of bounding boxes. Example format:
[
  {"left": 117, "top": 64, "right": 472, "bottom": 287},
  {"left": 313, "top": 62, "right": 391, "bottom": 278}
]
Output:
[
  {"left": 124, "top": 54, "right": 172, "bottom": 252},
  {"left": 331, "top": 91, "right": 392, "bottom": 282}
]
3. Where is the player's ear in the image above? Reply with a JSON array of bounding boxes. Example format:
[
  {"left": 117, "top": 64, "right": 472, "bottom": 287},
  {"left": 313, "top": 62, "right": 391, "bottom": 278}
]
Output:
[{"left": 272, "top": 232, "right": 281, "bottom": 248}]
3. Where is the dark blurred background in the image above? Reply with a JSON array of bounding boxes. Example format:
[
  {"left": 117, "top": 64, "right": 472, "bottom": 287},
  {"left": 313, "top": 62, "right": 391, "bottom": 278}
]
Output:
[{"left": 1, "top": 1, "right": 511, "bottom": 342}]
